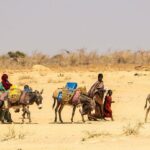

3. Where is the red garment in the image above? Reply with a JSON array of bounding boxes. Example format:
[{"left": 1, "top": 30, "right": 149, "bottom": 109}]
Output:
[
  {"left": 103, "top": 96, "right": 112, "bottom": 118},
  {"left": 1, "top": 74, "right": 12, "bottom": 90}
]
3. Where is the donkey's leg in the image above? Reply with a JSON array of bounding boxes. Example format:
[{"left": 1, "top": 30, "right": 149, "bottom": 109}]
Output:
[
  {"left": 5, "top": 110, "right": 13, "bottom": 123},
  {"left": 79, "top": 109, "right": 85, "bottom": 123},
  {"left": 145, "top": 106, "right": 150, "bottom": 123},
  {"left": 52, "top": 98, "right": 56, "bottom": 109},
  {"left": 22, "top": 106, "right": 28, "bottom": 123},
  {"left": 87, "top": 109, "right": 92, "bottom": 120},
  {"left": 22, "top": 106, "right": 26, "bottom": 120},
  {"left": 22, "top": 111, "right": 26, "bottom": 119},
  {"left": 54, "top": 102, "right": 60, "bottom": 122},
  {"left": 1, "top": 109, "right": 8, "bottom": 123},
  {"left": 27, "top": 111, "right": 31, "bottom": 123},
  {"left": 71, "top": 105, "right": 76, "bottom": 123},
  {"left": 58, "top": 104, "right": 64, "bottom": 123},
  {"left": 25, "top": 106, "right": 31, "bottom": 123}
]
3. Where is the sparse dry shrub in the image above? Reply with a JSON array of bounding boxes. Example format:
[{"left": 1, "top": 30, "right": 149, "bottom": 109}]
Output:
[
  {"left": 50, "top": 54, "right": 65, "bottom": 66},
  {"left": 122, "top": 122, "right": 144, "bottom": 136},
  {"left": 69, "top": 53, "right": 78, "bottom": 66},
  {"left": 1, "top": 125, "right": 26, "bottom": 141},
  {"left": 1, "top": 49, "right": 150, "bottom": 70},
  {"left": 31, "top": 51, "right": 50, "bottom": 65},
  {"left": 82, "top": 131, "right": 111, "bottom": 142},
  {"left": 88, "top": 51, "right": 99, "bottom": 65}
]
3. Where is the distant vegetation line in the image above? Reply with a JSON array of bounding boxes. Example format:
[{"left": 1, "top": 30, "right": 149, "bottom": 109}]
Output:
[{"left": 0, "top": 49, "right": 150, "bottom": 70}]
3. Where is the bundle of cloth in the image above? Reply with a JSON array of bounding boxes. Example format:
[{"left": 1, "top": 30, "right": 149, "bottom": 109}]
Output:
[{"left": 8, "top": 85, "right": 22, "bottom": 104}]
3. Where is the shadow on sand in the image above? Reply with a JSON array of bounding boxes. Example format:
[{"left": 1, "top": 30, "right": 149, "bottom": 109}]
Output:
[
  {"left": 49, "top": 121, "right": 92, "bottom": 125},
  {"left": 12, "top": 122, "right": 38, "bottom": 124}
]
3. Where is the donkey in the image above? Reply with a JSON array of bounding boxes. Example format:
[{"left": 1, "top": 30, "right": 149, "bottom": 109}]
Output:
[
  {"left": 52, "top": 87, "right": 95, "bottom": 123},
  {"left": 0, "top": 90, "right": 43, "bottom": 123},
  {"left": 144, "top": 94, "right": 150, "bottom": 123}
]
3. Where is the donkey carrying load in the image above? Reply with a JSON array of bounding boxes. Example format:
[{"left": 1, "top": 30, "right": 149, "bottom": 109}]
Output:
[
  {"left": 0, "top": 86, "right": 43, "bottom": 123},
  {"left": 52, "top": 82, "right": 96, "bottom": 123}
]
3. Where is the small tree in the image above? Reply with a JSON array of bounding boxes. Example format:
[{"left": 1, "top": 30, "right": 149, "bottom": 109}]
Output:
[
  {"left": 8, "top": 51, "right": 26, "bottom": 59},
  {"left": 15, "top": 51, "right": 26, "bottom": 58},
  {"left": 8, "top": 51, "right": 26, "bottom": 62}
]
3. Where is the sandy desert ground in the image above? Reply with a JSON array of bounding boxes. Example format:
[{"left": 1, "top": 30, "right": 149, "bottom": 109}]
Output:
[{"left": 0, "top": 65, "right": 150, "bottom": 150}]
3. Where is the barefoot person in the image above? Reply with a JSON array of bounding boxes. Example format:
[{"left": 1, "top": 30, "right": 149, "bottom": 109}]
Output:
[
  {"left": 88, "top": 73, "right": 105, "bottom": 119},
  {"left": 103, "top": 90, "right": 115, "bottom": 121}
]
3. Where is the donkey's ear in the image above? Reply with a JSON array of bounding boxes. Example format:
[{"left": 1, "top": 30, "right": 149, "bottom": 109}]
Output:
[
  {"left": 34, "top": 90, "right": 38, "bottom": 93},
  {"left": 40, "top": 89, "right": 44, "bottom": 94}
]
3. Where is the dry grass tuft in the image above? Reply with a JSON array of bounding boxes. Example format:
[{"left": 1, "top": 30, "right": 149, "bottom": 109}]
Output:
[
  {"left": 82, "top": 131, "right": 111, "bottom": 142},
  {"left": 122, "top": 122, "right": 144, "bottom": 136},
  {"left": 1, "top": 125, "right": 26, "bottom": 141}
]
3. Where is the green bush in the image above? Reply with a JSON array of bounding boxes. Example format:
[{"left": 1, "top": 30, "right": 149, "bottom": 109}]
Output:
[{"left": 8, "top": 51, "right": 26, "bottom": 58}]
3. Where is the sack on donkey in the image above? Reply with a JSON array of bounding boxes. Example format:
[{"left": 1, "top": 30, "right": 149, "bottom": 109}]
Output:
[{"left": 8, "top": 85, "right": 22, "bottom": 103}]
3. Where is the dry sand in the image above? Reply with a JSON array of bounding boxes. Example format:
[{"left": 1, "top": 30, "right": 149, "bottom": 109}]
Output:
[{"left": 0, "top": 68, "right": 150, "bottom": 150}]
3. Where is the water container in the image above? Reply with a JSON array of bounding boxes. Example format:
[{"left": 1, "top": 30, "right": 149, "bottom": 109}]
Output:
[{"left": 65, "top": 82, "right": 78, "bottom": 92}]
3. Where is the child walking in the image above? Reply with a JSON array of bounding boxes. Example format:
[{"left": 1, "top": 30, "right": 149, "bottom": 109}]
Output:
[{"left": 103, "top": 90, "right": 115, "bottom": 121}]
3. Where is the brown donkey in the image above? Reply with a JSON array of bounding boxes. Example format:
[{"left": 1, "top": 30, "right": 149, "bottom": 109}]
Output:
[{"left": 52, "top": 87, "right": 95, "bottom": 123}]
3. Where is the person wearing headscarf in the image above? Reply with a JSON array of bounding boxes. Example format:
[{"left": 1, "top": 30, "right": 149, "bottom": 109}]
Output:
[
  {"left": 0, "top": 74, "right": 13, "bottom": 124},
  {"left": 88, "top": 73, "right": 104, "bottom": 98},
  {"left": 1, "top": 74, "right": 12, "bottom": 90},
  {"left": 88, "top": 73, "right": 105, "bottom": 119}
]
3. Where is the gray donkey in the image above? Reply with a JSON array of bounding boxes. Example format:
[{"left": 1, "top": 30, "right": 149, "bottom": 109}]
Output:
[{"left": 0, "top": 90, "right": 43, "bottom": 123}]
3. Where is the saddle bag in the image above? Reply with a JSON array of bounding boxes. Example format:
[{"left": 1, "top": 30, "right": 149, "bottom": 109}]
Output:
[{"left": 62, "top": 88, "right": 74, "bottom": 103}]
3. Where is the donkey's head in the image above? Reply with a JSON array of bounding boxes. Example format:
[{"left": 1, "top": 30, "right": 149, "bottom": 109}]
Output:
[
  {"left": 29, "top": 89, "right": 43, "bottom": 109},
  {"left": 35, "top": 89, "right": 43, "bottom": 109}
]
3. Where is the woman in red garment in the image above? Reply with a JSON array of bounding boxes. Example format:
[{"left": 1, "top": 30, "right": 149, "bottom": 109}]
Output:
[
  {"left": 1, "top": 74, "right": 12, "bottom": 90},
  {"left": 103, "top": 90, "right": 115, "bottom": 121}
]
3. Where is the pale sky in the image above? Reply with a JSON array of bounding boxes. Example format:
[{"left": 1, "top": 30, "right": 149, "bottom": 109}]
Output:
[{"left": 0, "top": 0, "right": 150, "bottom": 55}]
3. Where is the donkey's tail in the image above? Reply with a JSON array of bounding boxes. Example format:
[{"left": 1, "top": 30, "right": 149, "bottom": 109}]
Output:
[{"left": 52, "top": 96, "right": 56, "bottom": 109}]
